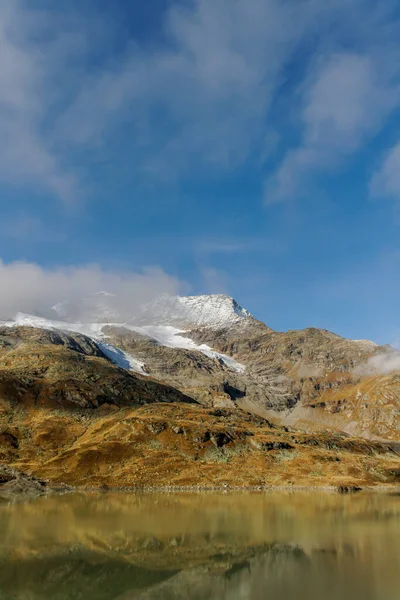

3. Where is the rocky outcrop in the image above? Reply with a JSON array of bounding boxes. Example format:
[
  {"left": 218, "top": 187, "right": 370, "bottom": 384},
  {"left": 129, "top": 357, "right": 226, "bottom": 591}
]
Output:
[
  {"left": 0, "top": 465, "right": 47, "bottom": 497},
  {"left": 186, "top": 322, "right": 382, "bottom": 379},
  {"left": 0, "top": 325, "right": 107, "bottom": 358}
]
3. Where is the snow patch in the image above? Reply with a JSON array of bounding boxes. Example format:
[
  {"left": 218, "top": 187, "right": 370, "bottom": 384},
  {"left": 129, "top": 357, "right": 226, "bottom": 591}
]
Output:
[
  {"left": 122, "top": 324, "right": 246, "bottom": 373},
  {"left": 97, "top": 341, "right": 146, "bottom": 375}
]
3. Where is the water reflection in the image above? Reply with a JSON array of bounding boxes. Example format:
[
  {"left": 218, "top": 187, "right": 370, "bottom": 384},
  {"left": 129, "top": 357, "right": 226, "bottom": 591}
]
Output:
[{"left": 0, "top": 492, "right": 399, "bottom": 599}]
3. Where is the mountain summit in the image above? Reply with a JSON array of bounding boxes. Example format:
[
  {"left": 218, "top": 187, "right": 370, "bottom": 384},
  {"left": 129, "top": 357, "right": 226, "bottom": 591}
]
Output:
[
  {"left": 51, "top": 292, "right": 256, "bottom": 330},
  {"left": 135, "top": 293, "right": 255, "bottom": 329}
]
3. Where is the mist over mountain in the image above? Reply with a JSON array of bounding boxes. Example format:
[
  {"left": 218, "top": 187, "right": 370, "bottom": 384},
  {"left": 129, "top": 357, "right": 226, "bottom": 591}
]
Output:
[{"left": 0, "top": 260, "right": 180, "bottom": 321}]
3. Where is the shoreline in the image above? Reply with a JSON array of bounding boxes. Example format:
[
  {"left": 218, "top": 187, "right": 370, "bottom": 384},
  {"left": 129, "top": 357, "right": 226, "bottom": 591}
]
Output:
[{"left": 47, "top": 483, "right": 400, "bottom": 495}]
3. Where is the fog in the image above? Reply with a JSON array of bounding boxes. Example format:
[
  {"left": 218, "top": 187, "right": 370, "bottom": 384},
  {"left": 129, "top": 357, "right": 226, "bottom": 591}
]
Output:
[
  {"left": 355, "top": 349, "right": 400, "bottom": 376},
  {"left": 0, "top": 260, "right": 182, "bottom": 321}
]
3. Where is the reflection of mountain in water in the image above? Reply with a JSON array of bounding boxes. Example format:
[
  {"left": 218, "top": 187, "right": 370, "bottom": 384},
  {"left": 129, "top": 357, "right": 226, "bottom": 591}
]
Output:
[
  {"left": 0, "top": 492, "right": 399, "bottom": 600},
  {"left": 127, "top": 544, "right": 356, "bottom": 600},
  {"left": 0, "top": 551, "right": 177, "bottom": 600},
  {"left": 0, "top": 542, "right": 386, "bottom": 600}
]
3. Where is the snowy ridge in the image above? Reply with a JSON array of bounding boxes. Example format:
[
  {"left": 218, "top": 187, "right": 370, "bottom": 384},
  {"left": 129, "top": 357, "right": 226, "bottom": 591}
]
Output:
[
  {"left": 50, "top": 292, "right": 254, "bottom": 330},
  {"left": 0, "top": 310, "right": 245, "bottom": 374},
  {"left": 177, "top": 294, "right": 252, "bottom": 327},
  {"left": 135, "top": 293, "right": 253, "bottom": 329}
]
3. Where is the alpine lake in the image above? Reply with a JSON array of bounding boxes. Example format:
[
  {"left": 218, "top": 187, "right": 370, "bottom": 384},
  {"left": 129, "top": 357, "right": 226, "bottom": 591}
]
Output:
[{"left": 0, "top": 490, "right": 399, "bottom": 600}]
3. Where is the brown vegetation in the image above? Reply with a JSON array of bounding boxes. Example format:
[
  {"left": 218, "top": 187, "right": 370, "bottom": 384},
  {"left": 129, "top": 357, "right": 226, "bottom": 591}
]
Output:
[
  {"left": 0, "top": 402, "right": 398, "bottom": 489},
  {"left": 0, "top": 324, "right": 399, "bottom": 490}
]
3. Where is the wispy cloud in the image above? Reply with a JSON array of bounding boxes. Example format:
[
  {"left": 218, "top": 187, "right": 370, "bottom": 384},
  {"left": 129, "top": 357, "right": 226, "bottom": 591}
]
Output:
[
  {"left": 57, "top": 0, "right": 309, "bottom": 179},
  {"left": 0, "top": 1, "right": 81, "bottom": 202},
  {"left": 196, "top": 241, "right": 248, "bottom": 255},
  {"left": 194, "top": 235, "right": 289, "bottom": 257},
  {"left": 266, "top": 50, "right": 400, "bottom": 202},
  {"left": 1, "top": 0, "right": 399, "bottom": 205},
  {"left": 371, "top": 142, "right": 400, "bottom": 202},
  {"left": 200, "top": 266, "right": 229, "bottom": 295},
  {"left": 1, "top": 215, "right": 66, "bottom": 243}
]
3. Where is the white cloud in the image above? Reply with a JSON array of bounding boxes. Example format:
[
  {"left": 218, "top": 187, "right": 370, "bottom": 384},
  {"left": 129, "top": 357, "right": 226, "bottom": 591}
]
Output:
[
  {"left": 355, "top": 350, "right": 400, "bottom": 375},
  {"left": 266, "top": 50, "right": 400, "bottom": 202},
  {"left": 0, "top": 260, "right": 181, "bottom": 320},
  {"left": 370, "top": 142, "right": 400, "bottom": 201},
  {"left": 303, "top": 55, "right": 388, "bottom": 148}
]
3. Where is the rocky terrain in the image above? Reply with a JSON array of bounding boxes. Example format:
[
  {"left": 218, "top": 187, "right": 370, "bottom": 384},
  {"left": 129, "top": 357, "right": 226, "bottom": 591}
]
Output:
[
  {"left": 0, "top": 292, "right": 399, "bottom": 489},
  {"left": 102, "top": 304, "right": 399, "bottom": 441},
  {"left": 180, "top": 319, "right": 400, "bottom": 440},
  {"left": 0, "top": 326, "right": 193, "bottom": 411},
  {"left": 0, "top": 464, "right": 49, "bottom": 497}
]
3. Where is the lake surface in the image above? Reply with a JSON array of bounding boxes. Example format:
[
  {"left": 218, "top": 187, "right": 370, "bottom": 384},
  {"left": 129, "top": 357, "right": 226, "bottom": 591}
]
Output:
[{"left": 0, "top": 491, "right": 399, "bottom": 599}]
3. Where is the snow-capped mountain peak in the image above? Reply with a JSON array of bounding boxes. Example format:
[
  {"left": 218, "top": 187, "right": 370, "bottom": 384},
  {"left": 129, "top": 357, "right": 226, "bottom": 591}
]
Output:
[
  {"left": 50, "top": 292, "right": 254, "bottom": 329},
  {"left": 134, "top": 293, "right": 254, "bottom": 329},
  {"left": 175, "top": 294, "right": 252, "bottom": 327}
]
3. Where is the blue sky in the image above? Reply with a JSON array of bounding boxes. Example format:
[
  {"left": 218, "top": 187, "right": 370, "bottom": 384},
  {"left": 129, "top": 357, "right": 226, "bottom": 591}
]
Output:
[{"left": 1, "top": 0, "right": 400, "bottom": 343}]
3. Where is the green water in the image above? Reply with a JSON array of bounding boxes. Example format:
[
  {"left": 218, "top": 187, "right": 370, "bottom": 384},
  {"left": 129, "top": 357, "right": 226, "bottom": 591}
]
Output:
[{"left": 0, "top": 491, "right": 399, "bottom": 599}]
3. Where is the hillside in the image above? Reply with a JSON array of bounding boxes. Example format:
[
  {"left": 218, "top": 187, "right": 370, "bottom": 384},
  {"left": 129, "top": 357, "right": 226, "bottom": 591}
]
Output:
[{"left": 0, "top": 293, "right": 399, "bottom": 490}]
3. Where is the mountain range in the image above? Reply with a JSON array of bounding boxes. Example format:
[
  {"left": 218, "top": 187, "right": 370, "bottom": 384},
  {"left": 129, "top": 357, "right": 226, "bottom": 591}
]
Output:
[{"left": 0, "top": 292, "right": 399, "bottom": 492}]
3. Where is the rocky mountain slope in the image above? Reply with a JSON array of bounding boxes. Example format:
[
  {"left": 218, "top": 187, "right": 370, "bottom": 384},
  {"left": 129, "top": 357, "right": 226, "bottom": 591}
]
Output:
[
  {"left": 181, "top": 321, "right": 400, "bottom": 440},
  {"left": 0, "top": 292, "right": 399, "bottom": 489},
  {"left": 0, "top": 326, "right": 193, "bottom": 411}
]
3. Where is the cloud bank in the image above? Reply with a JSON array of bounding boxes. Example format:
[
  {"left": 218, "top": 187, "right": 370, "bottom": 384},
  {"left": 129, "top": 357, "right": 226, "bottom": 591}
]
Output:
[{"left": 0, "top": 260, "right": 181, "bottom": 321}]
